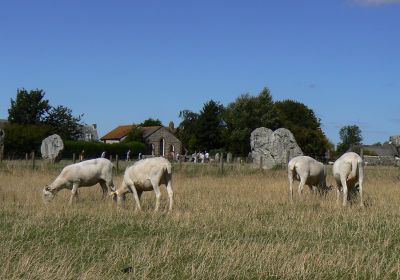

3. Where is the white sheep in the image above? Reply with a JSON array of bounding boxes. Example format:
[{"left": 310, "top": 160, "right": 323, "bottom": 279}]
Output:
[
  {"left": 111, "top": 157, "right": 173, "bottom": 211},
  {"left": 333, "top": 152, "right": 364, "bottom": 206},
  {"left": 288, "top": 156, "right": 330, "bottom": 201},
  {"left": 42, "top": 158, "right": 114, "bottom": 204}
]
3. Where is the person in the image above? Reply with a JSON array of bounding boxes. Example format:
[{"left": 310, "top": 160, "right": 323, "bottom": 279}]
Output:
[
  {"left": 199, "top": 152, "right": 205, "bottom": 163},
  {"left": 126, "top": 149, "right": 131, "bottom": 161},
  {"left": 100, "top": 151, "right": 106, "bottom": 158},
  {"left": 79, "top": 150, "right": 85, "bottom": 161}
]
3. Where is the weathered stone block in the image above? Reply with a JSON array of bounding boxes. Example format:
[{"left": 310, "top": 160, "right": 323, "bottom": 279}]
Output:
[
  {"left": 41, "top": 134, "right": 64, "bottom": 162},
  {"left": 250, "top": 127, "right": 303, "bottom": 169}
]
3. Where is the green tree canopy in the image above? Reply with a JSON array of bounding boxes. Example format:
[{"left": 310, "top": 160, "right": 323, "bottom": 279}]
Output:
[
  {"left": 196, "top": 100, "right": 225, "bottom": 151},
  {"left": 336, "top": 125, "right": 363, "bottom": 156},
  {"left": 44, "top": 105, "right": 84, "bottom": 140},
  {"left": 275, "top": 100, "right": 331, "bottom": 157},
  {"left": 141, "top": 118, "right": 162, "bottom": 126},
  {"left": 123, "top": 127, "right": 144, "bottom": 143},
  {"left": 8, "top": 88, "right": 50, "bottom": 124},
  {"left": 177, "top": 110, "right": 199, "bottom": 152},
  {"left": 224, "top": 87, "right": 281, "bottom": 155},
  {"left": 3, "top": 123, "right": 51, "bottom": 156}
]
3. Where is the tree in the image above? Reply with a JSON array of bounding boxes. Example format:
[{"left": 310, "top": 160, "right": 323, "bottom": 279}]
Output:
[
  {"left": 224, "top": 87, "right": 281, "bottom": 155},
  {"left": 8, "top": 88, "right": 50, "bottom": 124},
  {"left": 44, "top": 105, "right": 84, "bottom": 140},
  {"left": 3, "top": 123, "right": 51, "bottom": 156},
  {"left": 141, "top": 118, "right": 162, "bottom": 127},
  {"left": 196, "top": 100, "right": 225, "bottom": 151},
  {"left": 176, "top": 110, "right": 199, "bottom": 152},
  {"left": 275, "top": 100, "right": 331, "bottom": 157},
  {"left": 336, "top": 125, "right": 363, "bottom": 156},
  {"left": 123, "top": 127, "right": 144, "bottom": 143}
]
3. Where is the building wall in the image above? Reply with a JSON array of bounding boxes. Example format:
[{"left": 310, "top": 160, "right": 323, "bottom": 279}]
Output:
[
  {"left": 145, "top": 127, "right": 182, "bottom": 156},
  {"left": 390, "top": 135, "right": 400, "bottom": 146}
]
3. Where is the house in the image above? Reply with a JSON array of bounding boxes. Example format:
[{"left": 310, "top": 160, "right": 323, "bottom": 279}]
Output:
[
  {"left": 78, "top": 124, "right": 99, "bottom": 141},
  {"left": 100, "top": 125, "right": 182, "bottom": 156}
]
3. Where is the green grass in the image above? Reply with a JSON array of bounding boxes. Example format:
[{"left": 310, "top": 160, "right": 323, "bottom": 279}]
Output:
[{"left": 0, "top": 161, "right": 400, "bottom": 279}]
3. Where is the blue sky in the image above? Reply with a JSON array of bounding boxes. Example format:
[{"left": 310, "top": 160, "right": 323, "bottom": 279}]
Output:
[{"left": 0, "top": 0, "right": 399, "bottom": 145}]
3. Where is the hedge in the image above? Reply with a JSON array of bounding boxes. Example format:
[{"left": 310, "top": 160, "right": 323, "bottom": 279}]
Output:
[{"left": 63, "top": 140, "right": 145, "bottom": 159}]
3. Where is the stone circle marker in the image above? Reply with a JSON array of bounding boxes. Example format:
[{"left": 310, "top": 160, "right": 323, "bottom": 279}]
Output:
[
  {"left": 250, "top": 127, "right": 303, "bottom": 169},
  {"left": 41, "top": 134, "right": 64, "bottom": 162}
]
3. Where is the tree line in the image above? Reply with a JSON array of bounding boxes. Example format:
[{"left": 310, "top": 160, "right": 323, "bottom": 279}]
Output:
[
  {"left": 177, "top": 87, "right": 334, "bottom": 158},
  {"left": 2, "top": 87, "right": 363, "bottom": 159}
]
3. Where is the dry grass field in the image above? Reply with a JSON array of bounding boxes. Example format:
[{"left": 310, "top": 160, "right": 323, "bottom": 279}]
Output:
[{"left": 1, "top": 161, "right": 400, "bottom": 279}]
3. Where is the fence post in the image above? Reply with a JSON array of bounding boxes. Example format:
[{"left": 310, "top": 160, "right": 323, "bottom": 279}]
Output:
[
  {"left": 360, "top": 148, "right": 364, "bottom": 161},
  {"left": 31, "top": 151, "right": 35, "bottom": 170},
  {"left": 116, "top": 155, "right": 119, "bottom": 173},
  {"left": 73, "top": 153, "right": 76, "bottom": 163},
  {"left": 110, "top": 155, "right": 113, "bottom": 162},
  {"left": 219, "top": 152, "right": 224, "bottom": 174},
  {"left": 25, "top": 153, "right": 28, "bottom": 161}
]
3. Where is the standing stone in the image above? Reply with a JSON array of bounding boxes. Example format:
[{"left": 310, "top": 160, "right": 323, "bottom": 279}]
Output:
[
  {"left": 41, "top": 134, "right": 64, "bottom": 162},
  {"left": 226, "top": 152, "right": 232, "bottom": 163},
  {"left": 250, "top": 127, "right": 303, "bottom": 169},
  {"left": 215, "top": 153, "right": 220, "bottom": 162},
  {"left": 0, "top": 129, "right": 4, "bottom": 160}
]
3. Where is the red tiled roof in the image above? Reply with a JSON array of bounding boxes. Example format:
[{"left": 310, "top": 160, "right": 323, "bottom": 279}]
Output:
[
  {"left": 101, "top": 125, "right": 163, "bottom": 141},
  {"left": 100, "top": 125, "right": 135, "bottom": 140}
]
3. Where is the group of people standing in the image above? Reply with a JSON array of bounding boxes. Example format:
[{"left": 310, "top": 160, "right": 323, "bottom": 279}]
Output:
[{"left": 191, "top": 151, "right": 209, "bottom": 163}]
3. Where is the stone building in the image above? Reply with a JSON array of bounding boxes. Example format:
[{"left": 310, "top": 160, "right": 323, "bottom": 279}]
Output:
[
  {"left": 78, "top": 124, "right": 99, "bottom": 141},
  {"left": 100, "top": 125, "right": 182, "bottom": 157}
]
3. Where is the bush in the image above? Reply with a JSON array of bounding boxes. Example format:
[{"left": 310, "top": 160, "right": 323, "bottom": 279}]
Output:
[
  {"left": 63, "top": 141, "right": 145, "bottom": 159},
  {"left": 3, "top": 123, "right": 52, "bottom": 158}
]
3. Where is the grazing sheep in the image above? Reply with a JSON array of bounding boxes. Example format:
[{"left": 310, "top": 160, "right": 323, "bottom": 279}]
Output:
[
  {"left": 42, "top": 158, "right": 114, "bottom": 204},
  {"left": 288, "top": 156, "right": 331, "bottom": 201},
  {"left": 333, "top": 152, "right": 364, "bottom": 206},
  {"left": 111, "top": 157, "right": 173, "bottom": 211}
]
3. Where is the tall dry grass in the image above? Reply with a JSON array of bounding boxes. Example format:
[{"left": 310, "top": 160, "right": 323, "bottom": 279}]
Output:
[{"left": 0, "top": 161, "right": 400, "bottom": 279}]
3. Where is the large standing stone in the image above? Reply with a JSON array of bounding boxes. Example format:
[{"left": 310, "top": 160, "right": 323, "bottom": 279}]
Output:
[
  {"left": 41, "top": 134, "right": 64, "bottom": 162},
  {"left": 214, "top": 153, "right": 220, "bottom": 162},
  {"left": 250, "top": 127, "right": 303, "bottom": 169},
  {"left": 0, "top": 129, "right": 4, "bottom": 160}
]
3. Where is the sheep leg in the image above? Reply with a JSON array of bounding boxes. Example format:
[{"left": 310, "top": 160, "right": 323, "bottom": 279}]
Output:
[
  {"left": 151, "top": 180, "right": 162, "bottom": 212},
  {"left": 288, "top": 170, "right": 294, "bottom": 202},
  {"left": 129, "top": 185, "right": 142, "bottom": 211},
  {"left": 69, "top": 183, "right": 79, "bottom": 205},
  {"left": 297, "top": 178, "right": 306, "bottom": 199},
  {"left": 166, "top": 179, "right": 173, "bottom": 211},
  {"left": 358, "top": 171, "right": 364, "bottom": 207},
  {"left": 336, "top": 181, "right": 341, "bottom": 205},
  {"left": 100, "top": 181, "right": 108, "bottom": 199},
  {"left": 340, "top": 176, "right": 348, "bottom": 206}
]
